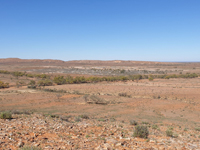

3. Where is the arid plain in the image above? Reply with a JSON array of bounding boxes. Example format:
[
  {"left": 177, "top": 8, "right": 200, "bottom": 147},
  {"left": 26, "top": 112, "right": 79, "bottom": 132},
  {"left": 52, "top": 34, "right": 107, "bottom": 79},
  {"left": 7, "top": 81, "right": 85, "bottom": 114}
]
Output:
[{"left": 0, "top": 58, "right": 200, "bottom": 150}]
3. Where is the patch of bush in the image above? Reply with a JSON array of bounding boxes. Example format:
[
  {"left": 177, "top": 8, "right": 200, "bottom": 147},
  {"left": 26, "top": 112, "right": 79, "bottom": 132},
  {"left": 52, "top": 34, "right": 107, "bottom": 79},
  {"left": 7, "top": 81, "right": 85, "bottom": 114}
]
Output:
[
  {"left": 152, "top": 124, "right": 159, "bottom": 129},
  {"left": 148, "top": 77, "right": 154, "bottom": 81},
  {"left": 80, "top": 114, "right": 89, "bottom": 119},
  {"left": 142, "top": 121, "right": 150, "bottom": 125},
  {"left": 29, "top": 80, "right": 36, "bottom": 85},
  {"left": 75, "top": 117, "right": 81, "bottom": 122},
  {"left": 27, "top": 85, "right": 37, "bottom": 89},
  {"left": 0, "top": 112, "right": 12, "bottom": 119},
  {"left": 53, "top": 76, "right": 66, "bottom": 85},
  {"left": 19, "top": 145, "right": 42, "bottom": 150},
  {"left": 133, "top": 125, "right": 149, "bottom": 139},
  {"left": 0, "top": 70, "right": 10, "bottom": 74},
  {"left": 166, "top": 129, "right": 173, "bottom": 137},
  {"left": 12, "top": 71, "right": 25, "bottom": 77},
  {"left": 35, "top": 74, "right": 49, "bottom": 79},
  {"left": 73, "top": 76, "right": 87, "bottom": 84},
  {"left": 84, "top": 95, "right": 108, "bottom": 105},
  {"left": 12, "top": 110, "right": 32, "bottom": 115},
  {"left": 195, "top": 127, "right": 200, "bottom": 131},
  {"left": 25, "top": 73, "right": 35, "bottom": 78},
  {"left": 38, "top": 79, "right": 53, "bottom": 86},
  {"left": 50, "top": 114, "right": 59, "bottom": 118},
  {"left": 0, "top": 81, "right": 9, "bottom": 88},
  {"left": 60, "top": 116, "right": 70, "bottom": 122},
  {"left": 130, "top": 120, "right": 138, "bottom": 125},
  {"left": 118, "top": 92, "right": 131, "bottom": 98}
]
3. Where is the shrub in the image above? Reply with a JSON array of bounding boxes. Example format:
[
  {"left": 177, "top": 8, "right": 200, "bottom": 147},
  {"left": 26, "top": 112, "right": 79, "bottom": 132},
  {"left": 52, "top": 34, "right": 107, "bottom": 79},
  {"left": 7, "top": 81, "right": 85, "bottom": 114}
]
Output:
[
  {"left": 85, "top": 95, "right": 108, "bottom": 105},
  {"left": 130, "top": 120, "right": 138, "bottom": 126},
  {"left": 50, "top": 114, "right": 59, "bottom": 118},
  {"left": 148, "top": 77, "right": 154, "bottom": 81},
  {"left": 53, "top": 76, "right": 66, "bottom": 85},
  {"left": 66, "top": 75, "right": 74, "bottom": 84},
  {"left": 0, "top": 81, "right": 9, "bottom": 88},
  {"left": 19, "top": 145, "right": 42, "bottom": 150},
  {"left": 25, "top": 73, "right": 35, "bottom": 78},
  {"left": 12, "top": 71, "right": 25, "bottom": 77},
  {"left": 120, "top": 69, "right": 125, "bottom": 73},
  {"left": 28, "top": 80, "right": 36, "bottom": 89},
  {"left": 73, "top": 76, "right": 87, "bottom": 84},
  {"left": 152, "top": 124, "right": 159, "bottom": 129},
  {"left": 133, "top": 125, "right": 149, "bottom": 139},
  {"left": 166, "top": 129, "right": 173, "bottom": 137},
  {"left": 80, "top": 114, "right": 89, "bottom": 119},
  {"left": 35, "top": 74, "right": 48, "bottom": 79},
  {"left": 0, "top": 112, "right": 12, "bottom": 119},
  {"left": 27, "top": 85, "right": 37, "bottom": 89},
  {"left": 29, "top": 80, "right": 36, "bottom": 85},
  {"left": 195, "top": 127, "right": 200, "bottom": 131},
  {"left": 118, "top": 92, "right": 131, "bottom": 98},
  {"left": 38, "top": 79, "right": 53, "bottom": 86},
  {"left": 75, "top": 117, "right": 81, "bottom": 122}
]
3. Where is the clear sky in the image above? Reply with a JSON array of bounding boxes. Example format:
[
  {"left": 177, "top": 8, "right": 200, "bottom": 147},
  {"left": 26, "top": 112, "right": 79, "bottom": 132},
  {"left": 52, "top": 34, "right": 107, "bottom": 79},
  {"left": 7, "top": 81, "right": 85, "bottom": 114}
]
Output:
[{"left": 0, "top": 0, "right": 200, "bottom": 62}]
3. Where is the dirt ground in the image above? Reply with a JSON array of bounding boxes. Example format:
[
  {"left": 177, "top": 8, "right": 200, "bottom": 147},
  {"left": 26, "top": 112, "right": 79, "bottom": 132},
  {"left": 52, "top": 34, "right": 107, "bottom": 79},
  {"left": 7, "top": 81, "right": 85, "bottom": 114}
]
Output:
[
  {"left": 0, "top": 58, "right": 200, "bottom": 149},
  {"left": 1, "top": 78, "right": 200, "bottom": 127}
]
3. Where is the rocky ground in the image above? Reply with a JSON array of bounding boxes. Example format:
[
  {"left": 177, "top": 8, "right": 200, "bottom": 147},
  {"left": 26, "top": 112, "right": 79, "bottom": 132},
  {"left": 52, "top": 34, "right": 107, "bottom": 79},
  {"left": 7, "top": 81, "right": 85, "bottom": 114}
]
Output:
[{"left": 0, "top": 113, "right": 200, "bottom": 150}]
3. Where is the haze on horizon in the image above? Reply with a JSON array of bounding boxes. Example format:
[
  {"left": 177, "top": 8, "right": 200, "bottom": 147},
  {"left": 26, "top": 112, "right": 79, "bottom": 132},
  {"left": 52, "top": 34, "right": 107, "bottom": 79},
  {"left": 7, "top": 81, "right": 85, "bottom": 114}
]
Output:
[{"left": 0, "top": 0, "right": 200, "bottom": 62}]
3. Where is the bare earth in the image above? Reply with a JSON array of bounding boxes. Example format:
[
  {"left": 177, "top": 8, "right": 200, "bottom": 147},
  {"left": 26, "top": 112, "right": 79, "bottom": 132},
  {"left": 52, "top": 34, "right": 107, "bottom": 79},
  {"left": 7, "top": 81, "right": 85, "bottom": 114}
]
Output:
[{"left": 0, "top": 58, "right": 200, "bottom": 150}]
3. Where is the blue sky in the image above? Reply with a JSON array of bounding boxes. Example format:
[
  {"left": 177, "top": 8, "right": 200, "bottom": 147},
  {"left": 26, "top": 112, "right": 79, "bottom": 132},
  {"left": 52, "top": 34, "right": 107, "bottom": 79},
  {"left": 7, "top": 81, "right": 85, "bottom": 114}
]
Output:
[{"left": 0, "top": 0, "right": 200, "bottom": 61}]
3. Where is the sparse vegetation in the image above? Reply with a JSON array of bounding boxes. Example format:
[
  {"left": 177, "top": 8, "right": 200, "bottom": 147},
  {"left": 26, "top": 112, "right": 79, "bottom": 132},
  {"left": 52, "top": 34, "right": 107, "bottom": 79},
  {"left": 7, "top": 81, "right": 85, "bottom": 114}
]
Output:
[
  {"left": 53, "top": 76, "right": 66, "bottom": 85},
  {"left": 75, "top": 117, "right": 81, "bottom": 122},
  {"left": 38, "top": 79, "right": 53, "bottom": 86},
  {"left": 118, "top": 92, "right": 131, "bottom": 98},
  {"left": 133, "top": 125, "right": 149, "bottom": 139},
  {"left": 152, "top": 124, "right": 159, "bottom": 130},
  {"left": 19, "top": 145, "right": 42, "bottom": 150},
  {"left": 80, "top": 114, "right": 89, "bottom": 119},
  {"left": 195, "top": 127, "right": 200, "bottom": 131},
  {"left": 166, "top": 129, "right": 173, "bottom": 137},
  {"left": 0, "top": 81, "right": 9, "bottom": 88},
  {"left": 130, "top": 120, "right": 138, "bottom": 125},
  {"left": 0, "top": 112, "right": 12, "bottom": 119},
  {"left": 84, "top": 95, "right": 108, "bottom": 105},
  {"left": 148, "top": 76, "right": 154, "bottom": 81}
]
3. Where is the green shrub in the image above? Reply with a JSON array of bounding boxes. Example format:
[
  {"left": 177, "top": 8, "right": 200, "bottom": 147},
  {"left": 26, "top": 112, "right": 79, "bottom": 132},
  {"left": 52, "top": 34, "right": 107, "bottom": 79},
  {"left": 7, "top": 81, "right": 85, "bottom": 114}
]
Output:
[
  {"left": 0, "top": 81, "right": 9, "bottom": 88},
  {"left": 12, "top": 71, "right": 25, "bottom": 77},
  {"left": 0, "top": 70, "right": 10, "bottom": 74},
  {"left": 148, "top": 77, "right": 154, "bottom": 81},
  {"left": 35, "top": 74, "right": 48, "bottom": 79},
  {"left": 166, "top": 129, "right": 173, "bottom": 137},
  {"left": 53, "top": 76, "right": 66, "bottom": 85},
  {"left": 29, "top": 80, "right": 36, "bottom": 85},
  {"left": 133, "top": 125, "right": 149, "bottom": 139},
  {"left": 25, "top": 73, "right": 35, "bottom": 78},
  {"left": 73, "top": 76, "right": 87, "bottom": 84},
  {"left": 66, "top": 75, "right": 74, "bottom": 84},
  {"left": 38, "top": 79, "right": 53, "bottom": 86},
  {"left": 152, "top": 124, "right": 159, "bottom": 129},
  {"left": 0, "top": 112, "right": 12, "bottom": 119}
]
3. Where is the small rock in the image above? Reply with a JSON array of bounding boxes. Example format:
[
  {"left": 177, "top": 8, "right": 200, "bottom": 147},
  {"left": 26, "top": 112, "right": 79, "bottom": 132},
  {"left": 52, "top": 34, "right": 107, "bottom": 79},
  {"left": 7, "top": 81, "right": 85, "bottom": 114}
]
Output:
[
  {"left": 17, "top": 141, "right": 24, "bottom": 147},
  {"left": 115, "top": 143, "right": 121, "bottom": 146}
]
